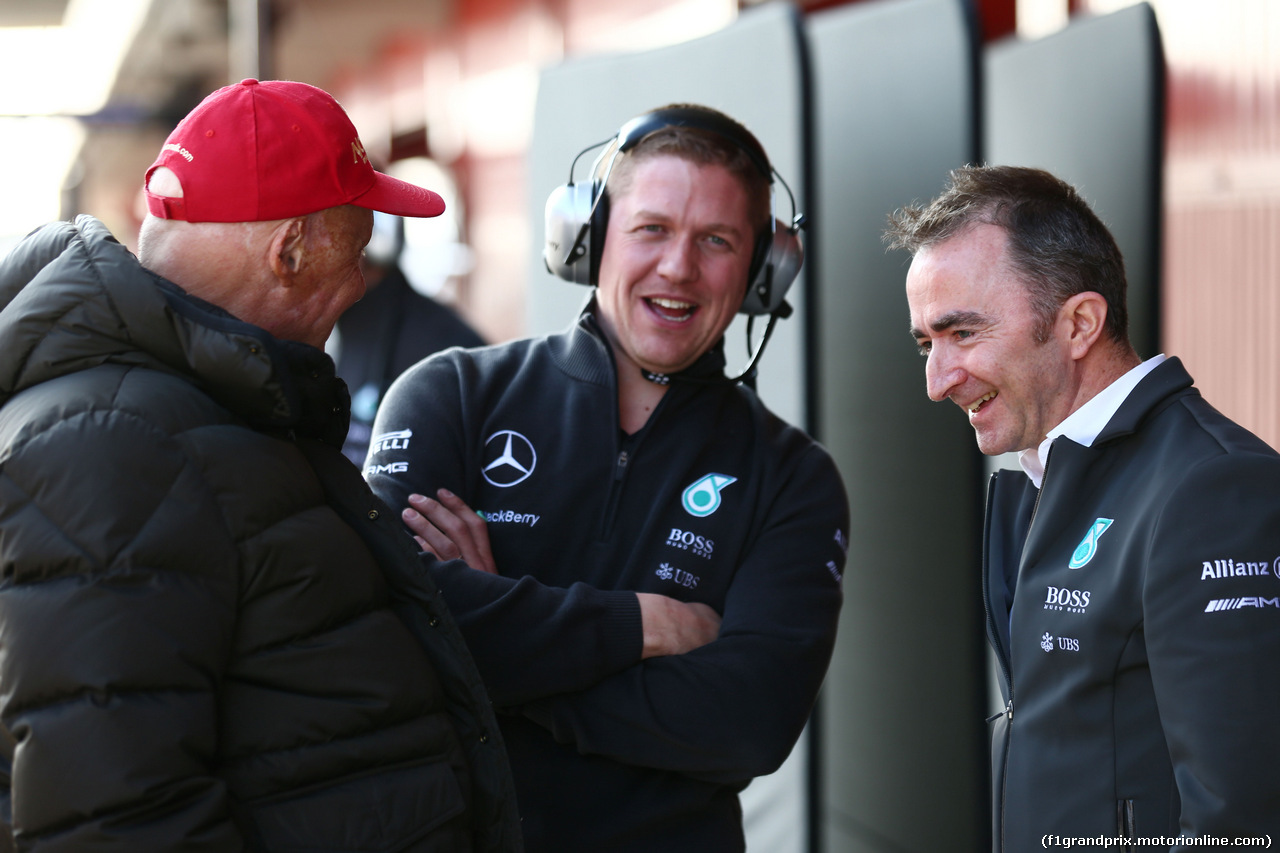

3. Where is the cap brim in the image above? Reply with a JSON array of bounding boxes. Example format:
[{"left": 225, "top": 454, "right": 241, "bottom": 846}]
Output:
[{"left": 353, "top": 171, "right": 446, "bottom": 218}]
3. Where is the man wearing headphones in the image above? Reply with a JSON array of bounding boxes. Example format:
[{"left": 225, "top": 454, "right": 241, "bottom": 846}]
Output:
[{"left": 364, "top": 105, "right": 848, "bottom": 852}]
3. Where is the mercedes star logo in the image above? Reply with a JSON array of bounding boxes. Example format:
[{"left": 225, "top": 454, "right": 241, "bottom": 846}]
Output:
[{"left": 482, "top": 429, "right": 537, "bottom": 487}]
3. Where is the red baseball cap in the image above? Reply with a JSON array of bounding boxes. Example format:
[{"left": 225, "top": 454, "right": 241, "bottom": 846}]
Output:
[{"left": 144, "top": 78, "right": 445, "bottom": 222}]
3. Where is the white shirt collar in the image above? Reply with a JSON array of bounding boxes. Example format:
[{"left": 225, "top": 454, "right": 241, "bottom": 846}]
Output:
[{"left": 1018, "top": 354, "right": 1167, "bottom": 488}]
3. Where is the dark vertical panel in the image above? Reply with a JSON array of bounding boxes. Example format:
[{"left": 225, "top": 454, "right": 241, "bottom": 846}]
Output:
[{"left": 807, "top": 1, "right": 985, "bottom": 850}]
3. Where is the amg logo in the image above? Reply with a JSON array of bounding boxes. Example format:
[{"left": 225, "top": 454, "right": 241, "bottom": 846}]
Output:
[
  {"left": 365, "top": 461, "right": 408, "bottom": 476},
  {"left": 1201, "top": 559, "right": 1271, "bottom": 580},
  {"left": 1205, "top": 596, "right": 1280, "bottom": 612}
]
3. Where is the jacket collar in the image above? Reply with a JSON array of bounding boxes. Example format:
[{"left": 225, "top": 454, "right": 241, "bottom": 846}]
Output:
[
  {"left": 0, "top": 215, "right": 350, "bottom": 447},
  {"left": 1094, "top": 356, "right": 1196, "bottom": 446},
  {"left": 553, "top": 296, "right": 728, "bottom": 385}
]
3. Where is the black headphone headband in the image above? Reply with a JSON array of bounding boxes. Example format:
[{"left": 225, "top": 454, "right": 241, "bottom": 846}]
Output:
[
  {"left": 611, "top": 106, "right": 773, "bottom": 180},
  {"left": 543, "top": 105, "right": 804, "bottom": 317}
]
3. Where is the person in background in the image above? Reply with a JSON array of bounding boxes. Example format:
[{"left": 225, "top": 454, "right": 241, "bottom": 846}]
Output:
[
  {"left": 889, "top": 164, "right": 1280, "bottom": 850},
  {"left": 333, "top": 209, "right": 484, "bottom": 464},
  {"left": 0, "top": 78, "right": 519, "bottom": 851},
  {"left": 365, "top": 104, "right": 848, "bottom": 852}
]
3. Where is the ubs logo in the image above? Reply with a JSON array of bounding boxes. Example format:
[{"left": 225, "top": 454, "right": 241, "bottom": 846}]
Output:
[
  {"left": 656, "top": 562, "right": 700, "bottom": 589},
  {"left": 482, "top": 430, "right": 537, "bottom": 487},
  {"left": 1041, "top": 632, "right": 1080, "bottom": 652}
]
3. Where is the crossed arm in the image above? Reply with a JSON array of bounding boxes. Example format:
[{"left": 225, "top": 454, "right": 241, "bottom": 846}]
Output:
[
  {"left": 402, "top": 488, "right": 721, "bottom": 660},
  {"left": 400, "top": 449, "right": 847, "bottom": 783}
]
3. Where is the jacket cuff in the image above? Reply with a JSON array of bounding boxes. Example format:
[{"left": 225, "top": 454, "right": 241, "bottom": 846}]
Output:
[{"left": 598, "top": 590, "right": 644, "bottom": 670}]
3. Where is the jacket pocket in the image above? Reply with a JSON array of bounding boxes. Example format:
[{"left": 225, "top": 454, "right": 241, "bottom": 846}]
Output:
[
  {"left": 1116, "top": 798, "right": 1135, "bottom": 853},
  {"left": 240, "top": 759, "right": 467, "bottom": 853}
]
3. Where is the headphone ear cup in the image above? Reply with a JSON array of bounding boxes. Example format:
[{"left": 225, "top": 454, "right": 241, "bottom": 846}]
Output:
[
  {"left": 740, "top": 218, "right": 804, "bottom": 315},
  {"left": 543, "top": 181, "right": 597, "bottom": 284}
]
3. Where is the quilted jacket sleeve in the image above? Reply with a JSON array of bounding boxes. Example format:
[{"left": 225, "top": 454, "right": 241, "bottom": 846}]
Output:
[{"left": 0, "top": 368, "right": 246, "bottom": 850}]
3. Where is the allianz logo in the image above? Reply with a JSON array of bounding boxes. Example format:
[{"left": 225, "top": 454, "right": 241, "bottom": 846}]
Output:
[{"left": 1200, "top": 558, "right": 1273, "bottom": 580}]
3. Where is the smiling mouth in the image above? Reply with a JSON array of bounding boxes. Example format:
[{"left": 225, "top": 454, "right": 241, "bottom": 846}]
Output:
[
  {"left": 645, "top": 297, "right": 697, "bottom": 323},
  {"left": 967, "top": 391, "right": 997, "bottom": 415}
]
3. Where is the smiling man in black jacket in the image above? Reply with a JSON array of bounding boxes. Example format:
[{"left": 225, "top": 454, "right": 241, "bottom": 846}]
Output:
[
  {"left": 890, "top": 165, "right": 1280, "bottom": 850},
  {"left": 365, "top": 105, "right": 848, "bottom": 852}
]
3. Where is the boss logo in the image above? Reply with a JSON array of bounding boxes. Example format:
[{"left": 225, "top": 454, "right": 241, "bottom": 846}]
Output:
[
  {"left": 1044, "top": 586, "right": 1092, "bottom": 613},
  {"left": 666, "top": 528, "right": 714, "bottom": 559}
]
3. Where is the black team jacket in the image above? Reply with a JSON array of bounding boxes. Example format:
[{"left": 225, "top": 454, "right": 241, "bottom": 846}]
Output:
[
  {"left": 985, "top": 357, "right": 1280, "bottom": 851},
  {"left": 367, "top": 305, "right": 848, "bottom": 852}
]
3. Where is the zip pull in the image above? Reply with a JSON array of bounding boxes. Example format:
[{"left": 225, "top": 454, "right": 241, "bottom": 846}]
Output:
[
  {"left": 984, "top": 699, "right": 1014, "bottom": 724},
  {"left": 615, "top": 450, "right": 629, "bottom": 480}
]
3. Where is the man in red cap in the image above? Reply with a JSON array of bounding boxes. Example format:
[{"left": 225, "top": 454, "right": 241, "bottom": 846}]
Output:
[{"left": 0, "top": 79, "right": 520, "bottom": 851}]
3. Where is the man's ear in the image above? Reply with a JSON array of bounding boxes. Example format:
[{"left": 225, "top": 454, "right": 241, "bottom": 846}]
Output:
[
  {"left": 268, "top": 217, "right": 309, "bottom": 282},
  {"left": 1061, "top": 291, "right": 1108, "bottom": 360}
]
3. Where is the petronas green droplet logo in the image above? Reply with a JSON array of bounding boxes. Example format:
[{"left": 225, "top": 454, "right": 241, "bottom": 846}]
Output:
[
  {"left": 681, "top": 473, "right": 738, "bottom": 518},
  {"left": 1069, "top": 518, "right": 1113, "bottom": 569}
]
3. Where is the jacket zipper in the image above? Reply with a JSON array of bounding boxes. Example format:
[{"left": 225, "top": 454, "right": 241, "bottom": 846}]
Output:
[
  {"left": 991, "top": 443, "right": 1055, "bottom": 853},
  {"left": 600, "top": 438, "right": 632, "bottom": 541},
  {"left": 1116, "top": 799, "right": 1135, "bottom": 852},
  {"left": 982, "top": 473, "right": 1015, "bottom": 853},
  {"left": 982, "top": 474, "right": 1016, "bottom": 694},
  {"left": 598, "top": 393, "right": 670, "bottom": 542}
]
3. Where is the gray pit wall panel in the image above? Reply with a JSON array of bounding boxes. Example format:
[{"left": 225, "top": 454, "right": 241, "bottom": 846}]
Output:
[
  {"left": 985, "top": 2, "right": 1165, "bottom": 359},
  {"left": 808, "top": 0, "right": 986, "bottom": 850}
]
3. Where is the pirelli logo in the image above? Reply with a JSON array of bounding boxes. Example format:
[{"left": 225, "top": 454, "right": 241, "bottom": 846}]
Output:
[{"left": 1205, "top": 596, "right": 1280, "bottom": 613}]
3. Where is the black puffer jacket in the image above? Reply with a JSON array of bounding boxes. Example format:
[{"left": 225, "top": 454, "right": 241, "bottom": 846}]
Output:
[{"left": 0, "top": 216, "right": 521, "bottom": 852}]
